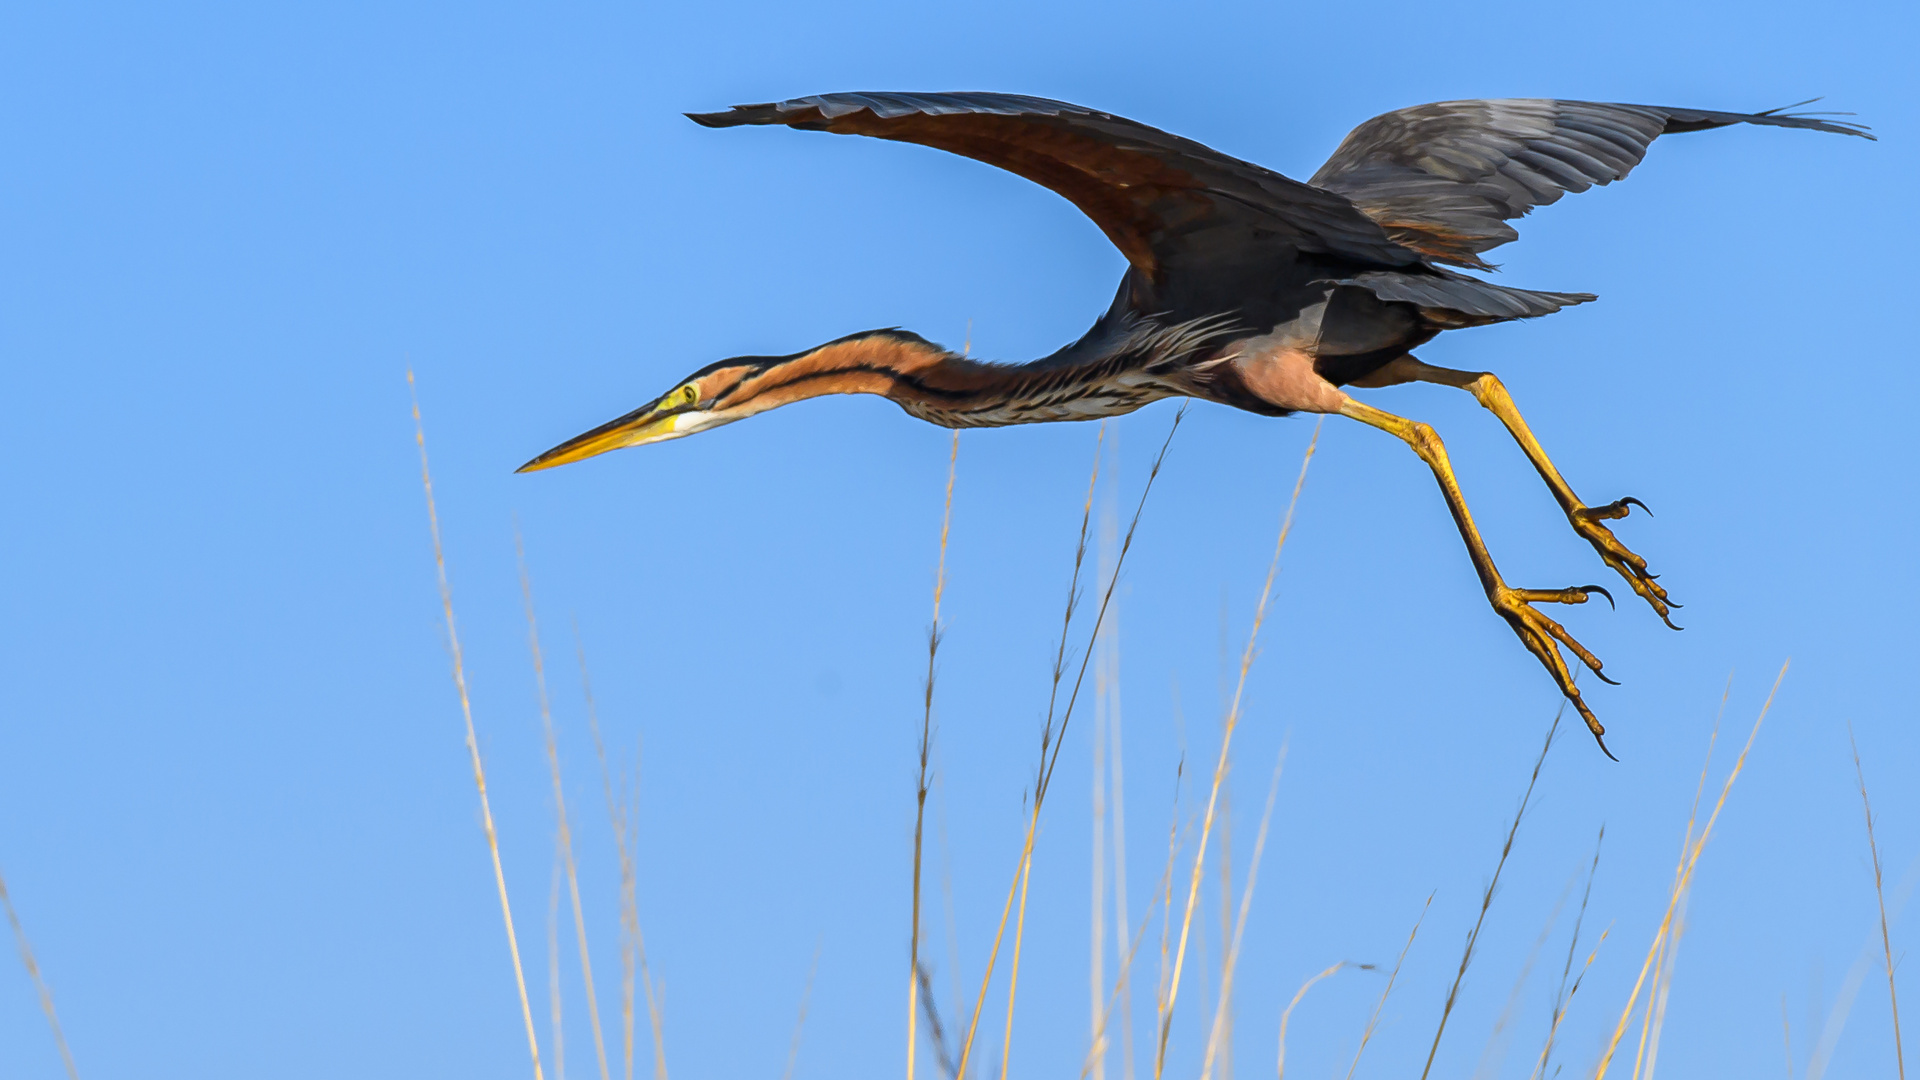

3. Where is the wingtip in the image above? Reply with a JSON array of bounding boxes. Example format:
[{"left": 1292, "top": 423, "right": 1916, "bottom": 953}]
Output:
[{"left": 686, "top": 103, "right": 787, "bottom": 128}]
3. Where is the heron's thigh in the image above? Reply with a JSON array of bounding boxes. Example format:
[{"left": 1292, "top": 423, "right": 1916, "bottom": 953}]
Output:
[{"left": 1228, "top": 342, "right": 1351, "bottom": 414}]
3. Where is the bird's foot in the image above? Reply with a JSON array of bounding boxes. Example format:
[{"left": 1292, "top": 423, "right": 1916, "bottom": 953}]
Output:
[
  {"left": 1492, "top": 584, "right": 1615, "bottom": 756},
  {"left": 1570, "top": 498, "right": 1680, "bottom": 629}
]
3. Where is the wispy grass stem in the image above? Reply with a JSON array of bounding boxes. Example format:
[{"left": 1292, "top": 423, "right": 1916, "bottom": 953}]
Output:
[
  {"left": 1157, "top": 421, "right": 1320, "bottom": 1078},
  {"left": 519, "top": 534, "right": 613, "bottom": 1080},
  {"left": 1595, "top": 661, "right": 1789, "bottom": 1079},
  {"left": 911, "top": 431, "right": 960, "bottom": 1080},
  {"left": 1418, "top": 703, "right": 1564, "bottom": 1080},
  {"left": 409, "top": 370, "right": 544, "bottom": 1080},
  {"left": 0, "top": 866, "right": 81, "bottom": 1080},
  {"left": 1848, "top": 722, "right": 1906, "bottom": 1080}
]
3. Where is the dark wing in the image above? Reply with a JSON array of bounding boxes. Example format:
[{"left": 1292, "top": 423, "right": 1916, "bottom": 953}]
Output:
[
  {"left": 1308, "top": 99, "right": 1872, "bottom": 268},
  {"left": 689, "top": 92, "right": 1422, "bottom": 277}
]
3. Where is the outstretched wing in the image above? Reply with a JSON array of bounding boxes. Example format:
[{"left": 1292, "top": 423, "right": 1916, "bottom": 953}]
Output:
[
  {"left": 689, "top": 91, "right": 1422, "bottom": 277},
  {"left": 1309, "top": 100, "right": 1871, "bottom": 268}
]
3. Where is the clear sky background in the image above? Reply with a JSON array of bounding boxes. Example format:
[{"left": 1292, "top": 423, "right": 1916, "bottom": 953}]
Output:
[{"left": 2, "top": 2, "right": 1914, "bottom": 1077}]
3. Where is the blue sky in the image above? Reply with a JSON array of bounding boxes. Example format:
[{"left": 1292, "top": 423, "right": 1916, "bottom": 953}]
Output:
[{"left": 2, "top": 1, "right": 1914, "bottom": 1077}]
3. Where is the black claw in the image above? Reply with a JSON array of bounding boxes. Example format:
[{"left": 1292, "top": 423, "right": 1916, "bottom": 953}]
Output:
[
  {"left": 1583, "top": 585, "right": 1615, "bottom": 609},
  {"left": 1665, "top": 598, "right": 1683, "bottom": 609},
  {"left": 1593, "top": 729, "right": 1620, "bottom": 761},
  {"left": 1661, "top": 614, "right": 1685, "bottom": 632},
  {"left": 1619, "top": 496, "right": 1651, "bottom": 517},
  {"left": 1595, "top": 667, "right": 1622, "bottom": 686}
]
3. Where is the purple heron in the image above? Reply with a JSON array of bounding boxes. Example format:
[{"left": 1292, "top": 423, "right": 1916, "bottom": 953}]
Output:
[{"left": 520, "top": 93, "right": 1869, "bottom": 753}]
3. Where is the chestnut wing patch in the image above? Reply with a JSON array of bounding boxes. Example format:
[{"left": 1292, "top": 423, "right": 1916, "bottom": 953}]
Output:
[{"left": 689, "top": 91, "right": 1419, "bottom": 277}]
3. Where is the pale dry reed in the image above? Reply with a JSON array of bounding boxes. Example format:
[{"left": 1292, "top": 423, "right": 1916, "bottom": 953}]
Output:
[
  {"left": 1418, "top": 706, "right": 1563, "bottom": 1080},
  {"left": 0, "top": 865, "right": 81, "bottom": 1080},
  {"left": 1157, "top": 420, "right": 1320, "bottom": 1079},
  {"left": 1529, "top": 829, "right": 1603, "bottom": 1080},
  {"left": 573, "top": 633, "right": 668, "bottom": 1080},
  {"left": 1594, "top": 661, "right": 1788, "bottom": 1079},
  {"left": 783, "top": 944, "right": 821, "bottom": 1080},
  {"left": 408, "top": 370, "right": 544, "bottom": 1080},
  {"left": 1848, "top": 723, "right": 1906, "bottom": 1080},
  {"left": 909, "top": 430, "right": 960, "bottom": 1080},
  {"left": 519, "top": 535, "right": 613, "bottom": 1080},
  {"left": 958, "top": 407, "right": 1185, "bottom": 1079},
  {"left": 1346, "top": 895, "right": 1432, "bottom": 1080},
  {"left": 1198, "top": 746, "right": 1288, "bottom": 1080},
  {"left": 1276, "top": 963, "right": 1358, "bottom": 1080}
]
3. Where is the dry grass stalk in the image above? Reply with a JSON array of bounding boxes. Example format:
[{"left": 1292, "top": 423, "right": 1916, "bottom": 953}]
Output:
[
  {"left": 519, "top": 536, "right": 613, "bottom": 1080},
  {"left": 1629, "top": 679, "right": 1733, "bottom": 1080},
  {"left": 1529, "top": 829, "right": 1603, "bottom": 1080},
  {"left": 784, "top": 945, "right": 822, "bottom": 1080},
  {"left": 955, "top": 427, "right": 1104, "bottom": 1080},
  {"left": 1276, "top": 962, "right": 1356, "bottom": 1080},
  {"left": 408, "top": 370, "right": 545, "bottom": 1080},
  {"left": 1594, "top": 661, "right": 1789, "bottom": 1080},
  {"left": 1418, "top": 704, "right": 1564, "bottom": 1080},
  {"left": 1156, "top": 422, "right": 1321, "bottom": 1079},
  {"left": 1531, "top": 927, "right": 1607, "bottom": 1080},
  {"left": 1081, "top": 809, "right": 1190, "bottom": 1080},
  {"left": 1090, "top": 439, "right": 1125, "bottom": 1080},
  {"left": 1103, "top": 558, "right": 1137, "bottom": 1080},
  {"left": 1346, "top": 894, "right": 1433, "bottom": 1080},
  {"left": 1090, "top": 463, "right": 1116, "bottom": 1080},
  {"left": 960, "top": 408, "right": 1185, "bottom": 1080},
  {"left": 551, "top": 849, "right": 567, "bottom": 1080},
  {"left": 917, "top": 961, "right": 962, "bottom": 1079},
  {"left": 999, "top": 423, "right": 1109, "bottom": 1080},
  {"left": 0, "top": 866, "right": 81, "bottom": 1080},
  {"left": 573, "top": 633, "right": 668, "bottom": 1080},
  {"left": 1155, "top": 766, "right": 1186, "bottom": 1075},
  {"left": 1848, "top": 723, "right": 1906, "bottom": 1080},
  {"left": 1091, "top": 675, "right": 1108, "bottom": 1080},
  {"left": 1475, "top": 862, "right": 1581, "bottom": 1079},
  {"left": 1639, "top": 894, "right": 1686, "bottom": 1080},
  {"left": 1782, "top": 994, "right": 1794, "bottom": 1079},
  {"left": 911, "top": 430, "right": 960, "bottom": 1080},
  {"left": 1199, "top": 746, "right": 1288, "bottom": 1080}
]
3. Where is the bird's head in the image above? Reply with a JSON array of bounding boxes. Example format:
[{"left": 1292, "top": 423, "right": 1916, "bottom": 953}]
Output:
[{"left": 516, "top": 329, "right": 949, "bottom": 473}]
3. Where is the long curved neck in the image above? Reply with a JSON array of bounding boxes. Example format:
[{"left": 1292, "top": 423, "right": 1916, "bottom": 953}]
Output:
[{"left": 728, "top": 313, "right": 1233, "bottom": 428}]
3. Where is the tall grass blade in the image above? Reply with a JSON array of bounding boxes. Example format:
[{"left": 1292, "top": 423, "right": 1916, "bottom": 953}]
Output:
[
  {"left": 551, "top": 847, "right": 567, "bottom": 1080},
  {"left": 1347, "top": 894, "right": 1432, "bottom": 1080},
  {"left": 519, "top": 533, "right": 613, "bottom": 1080},
  {"left": 1199, "top": 745, "right": 1288, "bottom": 1080},
  {"left": 962, "top": 407, "right": 1183, "bottom": 1080},
  {"left": 1276, "top": 963, "right": 1356, "bottom": 1080},
  {"left": 1595, "top": 661, "right": 1789, "bottom": 1079},
  {"left": 408, "top": 370, "right": 545, "bottom": 1080},
  {"left": 1848, "top": 723, "right": 1906, "bottom": 1080},
  {"left": 912, "top": 431, "right": 960, "bottom": 1080},
  {"left": 1157, "top": 420, "right": 1320, "bottom": 1079},
  {"left": 0, "top": 866, "right": 81, "bottom": 1080},
  {"left": 573, "top": 632, "right": 667, "bottom": 1080},
  {"left": 1419, "top": 704, "right": 1564, "bottom": 1080},
  {"left": 1530, "top": 829, "right": 1603, "bottom": 1080},
  {"left": 783, "top": 944, "right": 822, "bottom": 1080}
]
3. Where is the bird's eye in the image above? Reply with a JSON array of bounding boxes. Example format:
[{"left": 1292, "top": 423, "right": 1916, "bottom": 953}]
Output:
[{"left": 682, "top": 386, "right": 699, "bottom": 404}]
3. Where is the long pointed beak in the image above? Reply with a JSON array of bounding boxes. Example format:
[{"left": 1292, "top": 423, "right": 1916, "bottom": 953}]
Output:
[{"left": 517, "top": 401, "right": 683, "bottom": 473}]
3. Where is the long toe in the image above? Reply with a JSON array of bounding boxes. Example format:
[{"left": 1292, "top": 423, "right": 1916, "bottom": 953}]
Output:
[
  {"left": 1490, "top": 585, "right": 1617, "bottom": 754},
  {"left": 1569, "top": 507, "right": 1679, "bottom": 627}
]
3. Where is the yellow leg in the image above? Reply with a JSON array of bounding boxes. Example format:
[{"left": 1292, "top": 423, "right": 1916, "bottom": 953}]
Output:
[
  {"left": 1356, "top": 357, "right": 1678, "bottom": 628},
  {"left": 1336, "top": 397, "right": 1615, "bottom": 753}
]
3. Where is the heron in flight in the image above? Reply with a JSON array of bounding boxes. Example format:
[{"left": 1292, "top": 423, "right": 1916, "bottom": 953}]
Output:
[{"left": 520, "top": 92, "right": 1869, "bottom": 752}]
